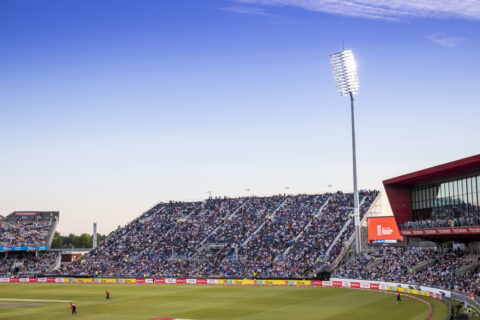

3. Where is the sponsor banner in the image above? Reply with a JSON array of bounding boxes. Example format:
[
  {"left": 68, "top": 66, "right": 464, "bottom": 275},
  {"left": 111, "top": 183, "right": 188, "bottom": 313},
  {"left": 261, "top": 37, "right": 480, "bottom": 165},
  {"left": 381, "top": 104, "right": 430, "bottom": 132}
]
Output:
[
  {"left": 154, "top": 278, "right": 166, "bottom": 284},
  {"left": 330, "top": 278, "right": 450, "bottom": 299},
  {"left": 225, "top": 279, "right": 250, "bottom": 285},
  {"left": 206, "top": 279, "right": 218, "bottom": 285},
  {"left": 0, "top": 278, "right": 10, "bottom": 283},
  {"left": 342, "top": 281, "right": 350, "bottom": 288},
  {"left": 136, "top": 279, "right": 146, "bottom": 284},
  {"left": 350, "top": 282, "right": 360, "bottom": 288},
  {"left": 165, "top": 278, "right": 176, "bottom": 284},
  {"left": 186, "top": 279, "right": 196, "bottom": 284},
  {"left": 402, "top": 226, "right": 480, "bottom": 236},
  {"left": 47, "top": 278, "right": 56, "bottom": 283},
  {"left": 74, "top": 278, "right": 93, "bottom": 283},
  {"left": 294, "top": 280, "right": 311, "bottom": 286},
  {"left": 322, "top": 281, "right": 332, "bottom": 287},
  {"left": 104, "top": 278, "right": 118, "bottom": 284},
  {"left": 10, "top": 278, "right": 19, "bottom": 283},
  {"left": 231, "top": 279, "right": 254, "bottom": 285},
  {"left": 94, "top": 278, "right": 117, "bottom": 284},
  {"left": 196, "top": 279, "right": 207, "bottom": 284},
  {"left": 123, "top": 279, "right": 136, "bottom": 284},
  {"left": 257, "top": 280, "right": 286, "bottom": 286},
  {"left": 0, "top": 246, "right": 49, "bottom": 252},
  {"left": 332, "top": 281, "right": 342, "bottom": 287},
  {"left": 38, "top": 278, "right": 47, "bottom": 283},
  {"left": 369, "top": 283, "right": 379, "bottom": 290},
  {"left": 19, "top": 278, "right": 30, "bottom": 283},
  {"left": 313, "top": 281, "right": 322, "bottom": 286},
  {"left": 55, "top": 278, "right": 65, "bottom": 283},
  {"left": 29, "top": 278, "right": 38, "bottom": 283},
  {"left": 360, "top": 283, "right": 370, "bottom": 289},
  {"left": 146, "top": 279, "right": 154, "bottom": 284},
  {"left": 175, "top": 279, "right": 186, "bottom": 284},
  {"left": 14, "top": 211, "right": 38, "bottom": 216}
]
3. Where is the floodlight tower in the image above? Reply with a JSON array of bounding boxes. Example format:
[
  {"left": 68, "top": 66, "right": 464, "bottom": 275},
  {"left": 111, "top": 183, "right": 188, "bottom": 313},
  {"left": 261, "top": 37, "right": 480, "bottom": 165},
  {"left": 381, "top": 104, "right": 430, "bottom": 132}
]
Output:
[{"left": 330, "top": 49, "right": 361, "bottom": 255}]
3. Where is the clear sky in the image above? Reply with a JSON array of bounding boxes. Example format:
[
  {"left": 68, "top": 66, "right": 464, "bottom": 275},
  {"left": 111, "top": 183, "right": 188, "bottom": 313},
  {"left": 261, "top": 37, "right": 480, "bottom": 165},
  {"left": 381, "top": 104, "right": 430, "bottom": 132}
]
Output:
[{"left": 0, "top": 0, "right": 479, "bottom": 235}]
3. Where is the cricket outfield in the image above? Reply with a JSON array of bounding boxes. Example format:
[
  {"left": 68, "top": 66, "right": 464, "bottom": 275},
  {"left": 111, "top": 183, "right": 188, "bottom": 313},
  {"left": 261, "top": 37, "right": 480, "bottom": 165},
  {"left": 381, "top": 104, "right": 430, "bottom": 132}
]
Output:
[{"left": 0, "top": 283, "right": 449, "bottom": 320}]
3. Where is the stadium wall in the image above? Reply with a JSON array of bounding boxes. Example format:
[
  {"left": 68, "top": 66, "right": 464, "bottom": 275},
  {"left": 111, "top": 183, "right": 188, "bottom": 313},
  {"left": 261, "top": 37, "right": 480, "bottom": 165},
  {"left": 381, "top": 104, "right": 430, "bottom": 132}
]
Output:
[{"left": 0, "top": 276, "right": 450, "bottom": 301}]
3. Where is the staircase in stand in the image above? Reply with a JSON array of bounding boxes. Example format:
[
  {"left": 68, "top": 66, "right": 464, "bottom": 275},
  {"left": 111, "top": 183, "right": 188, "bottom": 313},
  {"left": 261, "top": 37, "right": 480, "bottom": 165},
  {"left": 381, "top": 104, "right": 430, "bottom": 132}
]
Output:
[{"left": 274, "top": 196, "right": 332, "bottom": 262}]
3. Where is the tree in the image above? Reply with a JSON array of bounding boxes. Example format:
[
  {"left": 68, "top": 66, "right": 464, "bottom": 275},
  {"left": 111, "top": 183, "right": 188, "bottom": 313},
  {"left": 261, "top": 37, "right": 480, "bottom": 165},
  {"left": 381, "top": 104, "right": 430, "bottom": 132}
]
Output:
[
  {"left": 50, "top": 232, "right": 107, "bottom": 248},
  {"left": 51, "top": 232, "right": 63, "bottom": 249}
]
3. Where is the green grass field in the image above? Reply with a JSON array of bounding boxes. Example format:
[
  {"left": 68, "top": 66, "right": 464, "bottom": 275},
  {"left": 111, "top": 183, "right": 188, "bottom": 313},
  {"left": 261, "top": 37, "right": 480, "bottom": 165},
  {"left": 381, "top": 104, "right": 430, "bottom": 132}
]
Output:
[{"left": 0, "top": 284, "right": 449, "bottom": 320}]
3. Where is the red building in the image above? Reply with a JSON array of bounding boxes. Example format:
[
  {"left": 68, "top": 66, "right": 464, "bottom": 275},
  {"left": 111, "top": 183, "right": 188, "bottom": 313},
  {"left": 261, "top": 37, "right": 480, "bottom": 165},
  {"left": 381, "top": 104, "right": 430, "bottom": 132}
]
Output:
[{"left": 383, "top": 154, "right": 480, "bottom": 241}]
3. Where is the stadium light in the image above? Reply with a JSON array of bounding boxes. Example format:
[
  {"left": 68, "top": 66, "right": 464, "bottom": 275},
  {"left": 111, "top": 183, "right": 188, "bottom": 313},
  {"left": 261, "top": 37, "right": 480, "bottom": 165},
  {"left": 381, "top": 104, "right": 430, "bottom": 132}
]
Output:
[{"left": 330, "top": 49, "right": 361, "bottom": 256}]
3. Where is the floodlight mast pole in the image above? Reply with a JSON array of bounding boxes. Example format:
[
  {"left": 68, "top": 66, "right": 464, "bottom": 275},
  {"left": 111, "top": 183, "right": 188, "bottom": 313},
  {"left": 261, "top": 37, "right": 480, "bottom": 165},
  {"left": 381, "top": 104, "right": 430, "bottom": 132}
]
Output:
[
  {"left": 349, "top": 91, "right": 361, "bottom": 256},
  {"left": 330, "top": 49, "right": 361, "bottom": 256}
]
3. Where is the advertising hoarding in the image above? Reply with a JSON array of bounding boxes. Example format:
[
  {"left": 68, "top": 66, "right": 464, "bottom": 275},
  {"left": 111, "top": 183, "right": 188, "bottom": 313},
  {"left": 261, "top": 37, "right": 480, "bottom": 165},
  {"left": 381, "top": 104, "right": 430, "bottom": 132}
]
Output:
[{"left": 367, "top": 217, "right": 403, "bottom": 243}]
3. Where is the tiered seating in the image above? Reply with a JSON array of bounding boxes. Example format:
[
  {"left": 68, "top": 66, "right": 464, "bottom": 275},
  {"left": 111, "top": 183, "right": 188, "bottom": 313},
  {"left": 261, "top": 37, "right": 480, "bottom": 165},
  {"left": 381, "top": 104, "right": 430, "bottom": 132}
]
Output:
[
  {"left": 58, "top": 191, "right": 379, "bottom": 278},
  {"left": 0, "top": 212, "right": 58, "bottom": 247},
  {"left": 334, "top": 247, "right": 480, "bottom": 295},
  {"left": 271, "top": 191, "right": 378, "bottom": 277},
  {"left": 0, "top": 211, "right": 59, "bottom": 277}
]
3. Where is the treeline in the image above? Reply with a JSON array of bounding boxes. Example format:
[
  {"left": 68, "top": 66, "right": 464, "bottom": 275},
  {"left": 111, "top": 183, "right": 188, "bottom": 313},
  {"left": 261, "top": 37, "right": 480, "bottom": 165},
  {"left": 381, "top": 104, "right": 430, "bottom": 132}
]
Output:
[{"left": 51, "top": 232, "right": 108, "bottom": 249}]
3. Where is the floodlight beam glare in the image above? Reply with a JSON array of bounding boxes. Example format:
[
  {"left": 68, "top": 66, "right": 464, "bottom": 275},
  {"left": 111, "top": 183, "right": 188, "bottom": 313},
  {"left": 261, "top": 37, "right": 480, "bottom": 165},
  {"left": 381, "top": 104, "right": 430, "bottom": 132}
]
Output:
[{"left": 330, "top": 50, "right": 359, "bottom": 96}]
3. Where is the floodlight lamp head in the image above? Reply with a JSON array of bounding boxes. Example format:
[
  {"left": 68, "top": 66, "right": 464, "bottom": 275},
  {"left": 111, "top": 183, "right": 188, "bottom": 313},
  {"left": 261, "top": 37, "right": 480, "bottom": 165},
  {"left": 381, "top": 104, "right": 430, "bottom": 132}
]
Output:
[{"left": 330, "top": 49, "right": 359, "bottom": 97}]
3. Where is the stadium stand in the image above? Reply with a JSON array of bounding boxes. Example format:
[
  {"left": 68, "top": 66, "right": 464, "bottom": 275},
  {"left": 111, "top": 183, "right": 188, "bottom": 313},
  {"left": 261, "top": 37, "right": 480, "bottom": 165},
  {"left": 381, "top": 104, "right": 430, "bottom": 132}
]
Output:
[
  {"left": 0, "top": 211, "right": 60, "bottom": 277},
  {"left": 57, "top": 191, "right": 379, "bottom": 278},
  {"left": 0, "top": 211, "right": 58, "bottom": 248},
  {"left": 334, "top": 246, "right": 480, "bottom": 296}
]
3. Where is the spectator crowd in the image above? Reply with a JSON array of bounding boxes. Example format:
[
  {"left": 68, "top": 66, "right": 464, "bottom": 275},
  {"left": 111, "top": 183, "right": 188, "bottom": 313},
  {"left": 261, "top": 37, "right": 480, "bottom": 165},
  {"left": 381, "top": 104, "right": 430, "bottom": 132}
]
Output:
[
  {"left": 334, "top": 246, "right": 480, "bottom": 295},
  {"left": 401, "top": 203, "right": 480, "bottom": 230},
  {"left": 57, "top": 191, "right": 379, "bottom": 278},
  {"left": 0, "top": 212, "right": 57, "bottom": 247}
]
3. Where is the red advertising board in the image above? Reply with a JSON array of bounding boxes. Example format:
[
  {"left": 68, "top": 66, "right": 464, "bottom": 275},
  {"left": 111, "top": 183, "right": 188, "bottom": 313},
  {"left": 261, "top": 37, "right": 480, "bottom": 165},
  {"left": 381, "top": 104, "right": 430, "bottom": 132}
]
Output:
[
  {"left": 370, "top": 283, "right": 379, "bottom": 290},
  {"left": 14, "top": 211, "right": 37, "bottom": 216},
  {"left": 401, "top": 226, "right": 480, "bottom": 236},
  {"left": 368, "top": 217, "right": 403, "bottom": 243}
]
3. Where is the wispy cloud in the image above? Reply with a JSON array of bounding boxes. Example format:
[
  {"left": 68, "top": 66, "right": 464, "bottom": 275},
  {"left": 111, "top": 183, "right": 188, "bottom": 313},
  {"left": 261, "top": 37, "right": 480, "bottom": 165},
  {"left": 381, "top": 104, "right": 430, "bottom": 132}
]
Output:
[
  {"left": 221, "top": 6, "right": 275, "bottom": 16},
  {"left": 427, "top": 33, "right": 467, "bottom": 47},
  {"left": 235, "top": 0, "right": 480, "bottom": 21}
]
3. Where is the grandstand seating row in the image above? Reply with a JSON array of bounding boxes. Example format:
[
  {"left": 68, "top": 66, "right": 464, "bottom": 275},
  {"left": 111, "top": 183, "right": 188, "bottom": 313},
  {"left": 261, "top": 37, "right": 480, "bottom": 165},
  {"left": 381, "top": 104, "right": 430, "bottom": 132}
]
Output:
[{"left": 57, "top": 191, "right": 378, "bottom": 278}]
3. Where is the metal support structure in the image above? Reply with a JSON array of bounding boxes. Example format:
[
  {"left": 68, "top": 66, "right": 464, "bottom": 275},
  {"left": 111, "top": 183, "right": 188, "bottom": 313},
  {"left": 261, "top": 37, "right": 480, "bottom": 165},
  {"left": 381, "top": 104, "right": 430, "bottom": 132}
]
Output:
[
  {"left": 330, "top": 49, "right": 361, "bottom": 255},
  {"left": 350, "top": 92, "right": 360, "bottom": 255},
  {"left": 93, "top": 222, "right": 97, "bottom": 249}
]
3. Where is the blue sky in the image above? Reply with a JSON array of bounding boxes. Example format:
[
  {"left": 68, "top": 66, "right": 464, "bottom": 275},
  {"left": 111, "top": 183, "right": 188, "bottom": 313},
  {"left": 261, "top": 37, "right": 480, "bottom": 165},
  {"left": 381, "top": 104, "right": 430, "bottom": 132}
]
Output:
[{"left": 0, "top": 0, "right": 479, "bottom": 235}]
